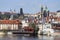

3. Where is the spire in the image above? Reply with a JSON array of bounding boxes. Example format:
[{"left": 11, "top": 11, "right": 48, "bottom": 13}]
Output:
[
  {"left": 13, "top": 9, "right": 16, "bottom": 13},
  {"left": 10, "top": 8, "right": 12, "bottom": 12},
  {"left": 45, "top": 6, "right": 48, "bottom": 11},
  {"left": 41, "top": 5, "right": 44, "bottom": 13},
  {"left": 47, "top": 10, "right": 49, "bottom": 16},
  {"left": 44, "top": 6, "right": 49, "bottom": 17},
  {"left": 10, "top": 8, "right": 13, "bottom": 14}
]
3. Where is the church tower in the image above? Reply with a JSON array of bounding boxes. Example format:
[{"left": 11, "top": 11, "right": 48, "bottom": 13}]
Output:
[
  {"left": 19, "top": 8, "right": 24, "bottom": 20},
  {"left": 41, "top": 5, "right": 44, "bottom": 13},
  {"left": 39, "top": 5, "right": 44, "bottom": 19},
  {"left": 20, "top": 8, "right": 24, "bottom": 15}
]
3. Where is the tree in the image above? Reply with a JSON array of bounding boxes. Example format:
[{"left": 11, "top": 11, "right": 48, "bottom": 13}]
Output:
[
  {"left": 3, "top": 13, "right": 10, "bottom": 20},
  {"left": 29, "top": 23, "right": 39, "bottom": 35}
]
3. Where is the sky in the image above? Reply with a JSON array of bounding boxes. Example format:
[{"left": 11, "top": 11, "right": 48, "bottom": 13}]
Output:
[{"left": 0, "top": 0, "right": 60, "bottom": 14}]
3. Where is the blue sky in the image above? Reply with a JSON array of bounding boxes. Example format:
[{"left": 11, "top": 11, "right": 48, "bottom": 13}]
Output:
[{"left": 0, "top": 0, "right": 60, "bottom": 14}]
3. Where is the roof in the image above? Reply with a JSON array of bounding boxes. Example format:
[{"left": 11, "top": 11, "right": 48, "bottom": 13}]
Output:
[
  {"left": 57, "top": 10, "right": 60, "bottom": 12},
  {"left": 0, "top": 20, "right": 21, "bottom": 24}
]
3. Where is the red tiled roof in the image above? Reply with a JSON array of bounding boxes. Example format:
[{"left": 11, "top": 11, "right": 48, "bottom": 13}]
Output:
[
  {"left": 23, "top": 27, "right": 34, "bottom": 32},
  {"left": 0, "top": 20, "right": 20, "bottom": 24}
]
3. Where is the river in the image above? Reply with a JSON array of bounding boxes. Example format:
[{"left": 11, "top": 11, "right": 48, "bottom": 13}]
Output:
[{"left": 0, "top": 34, "right": 60, "bottom": 40}]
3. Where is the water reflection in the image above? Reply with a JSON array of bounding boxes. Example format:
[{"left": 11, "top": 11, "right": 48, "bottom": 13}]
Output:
[
  {"left": 38, "top": 35, "right": 54, "bottom": 40},
  {"left": 0, "top": 34, "right": 59, "bottom": 40}
]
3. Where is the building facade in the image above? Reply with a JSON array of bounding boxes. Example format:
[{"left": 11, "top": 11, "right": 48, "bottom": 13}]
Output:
[{"left": 0, "top": 20, "right": 21, "bottom": 30}]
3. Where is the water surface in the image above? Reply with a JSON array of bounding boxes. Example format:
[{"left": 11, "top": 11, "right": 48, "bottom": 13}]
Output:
[{"left": 0, "top": 34, "right": 59, "bottom": 40}]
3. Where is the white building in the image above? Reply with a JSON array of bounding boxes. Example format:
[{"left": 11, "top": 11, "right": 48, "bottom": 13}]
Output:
[
  {"left": 22, "top": 20, "right": 29, "bottom": 28},
  {"left": 56, "top": 12, "right": 60, "bottom": 17},
  {"left": 0, "top": 20, "right": 21, "bottom": 30}
]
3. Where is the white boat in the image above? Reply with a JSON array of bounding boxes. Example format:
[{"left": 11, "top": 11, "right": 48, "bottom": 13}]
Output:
[{"left": 38, "top": 23, "right": 54, "bottom": 36}]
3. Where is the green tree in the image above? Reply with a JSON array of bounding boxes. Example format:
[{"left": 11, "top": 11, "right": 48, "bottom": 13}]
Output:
[{"left": 29, "top": 23, "right": 39, "bottom": 35}]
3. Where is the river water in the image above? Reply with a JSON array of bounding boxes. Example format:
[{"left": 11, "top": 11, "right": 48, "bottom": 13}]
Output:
[{"left": 0, "top": 34, "right": 60, "bottom": 40}]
